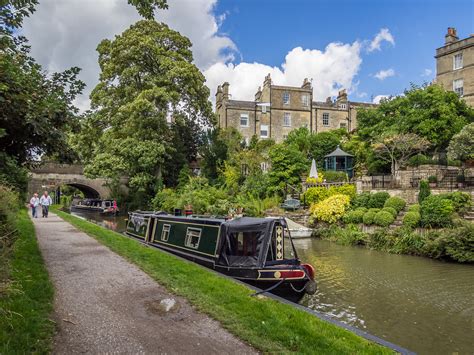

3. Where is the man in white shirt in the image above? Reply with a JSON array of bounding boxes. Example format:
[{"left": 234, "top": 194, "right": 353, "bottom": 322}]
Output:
[
  {"left": 29, "top": 193, "right": 40, "bottom": 218},
  {"left": 39, "top": 191, "right": 53, "bottom": 218}
]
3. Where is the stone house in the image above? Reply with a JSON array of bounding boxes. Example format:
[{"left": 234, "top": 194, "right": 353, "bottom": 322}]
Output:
[
  {"left": 215, "top": 74, "right": 377, "bottom": 143},
  {"left": 435, "top": 27, "right": 474, "bottom": 107}
]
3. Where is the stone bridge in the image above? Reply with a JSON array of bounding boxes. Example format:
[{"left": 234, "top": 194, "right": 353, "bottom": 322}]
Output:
[{"left": 28, "top": 162, "right": 128, "bottom": 201}]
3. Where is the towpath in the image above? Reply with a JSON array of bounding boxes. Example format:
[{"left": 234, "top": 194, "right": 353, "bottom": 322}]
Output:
[{"left": 32, "top": 213, "right": 255, "bottom": 354}]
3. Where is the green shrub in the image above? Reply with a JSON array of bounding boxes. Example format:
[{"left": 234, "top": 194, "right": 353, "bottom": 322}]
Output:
[
  {"left": 352, "top": 192, "right": 371, "bottom": 209},
  {"left": 362, "top": 211, "right": 377, "bottom": 225},
  {"left": 407, "top": 204, "right": 420, "bottom": 213},
  {"left": 355, "top": 207, "right": 368, "bottom": 213},
  {"left": 368, "top": 208, "right": 380, "bottom": 213},
  {"left": 373, "top": 211, "right": 395, "bottom": 227},
  {"left": 428, "top": 175, "right": 437, "bottom": 183},
  {"left": 343, "top": 209, "right": 365, "bottom": 224},
  {"left": 384, "top": 196, "right": 406, "bottom": 212},
  {"left": 303, "top": 184, "right": 356, "bottom": 204},
  {"left": 310, "top": 194, "right": 350, "bottom": 224},
  {"left": 321, "top": 170, "right": 348, "bottom": 182},
  {"left": 389, "top": 228, "right": 424, "bottom": 255},
  {"left": 368, "top": 192, "right": 390, "bottom": 208},
  {"left": 438, "top": 191, "right": 472, "bottom": 214},
  {"left": 418, "top": 180, "right": 431, "bottom": 204},
  {"left": 382, "top": 207, "right": 397, "bottom": 218},
  {"left": 402, "top": 212, "right": 421, "bottom": 229},
  {"left": 444, "top": 221, "right": 474, "bottom": 262},
  {"left": 420, "top": 195, "right": 454, "bottom": 228},
  {"left": 303, "top": 187, "right": 330, "bottom": 204}
]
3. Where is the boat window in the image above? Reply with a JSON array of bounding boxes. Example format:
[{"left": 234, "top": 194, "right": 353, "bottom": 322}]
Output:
[
  {"left": 161, "top": 224, "right": 171, "bottom": 242},
  {"left": 185, "top": 227, "right": 201, "bottom": 249},
  {"left": 105, "top": 201, "right": 111, "bottom": 207},
  {"left": 226, "top": 232, "right": 258, "bottom": 257}
]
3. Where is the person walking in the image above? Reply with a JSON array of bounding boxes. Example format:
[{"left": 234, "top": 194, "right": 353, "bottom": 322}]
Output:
[
  {"left": 30, "top": 193, "right": 40, "bottom": 218},
  {"left": 40, "top": 191, "right": 53, "bottom": 218}
]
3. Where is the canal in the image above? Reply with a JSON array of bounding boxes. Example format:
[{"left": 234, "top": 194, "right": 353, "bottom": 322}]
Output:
[{"left": 71, "top": 210, "right": 474, "bottom": 354}]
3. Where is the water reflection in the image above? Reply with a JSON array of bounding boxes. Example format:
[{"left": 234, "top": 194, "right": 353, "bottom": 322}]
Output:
[{"left": 296, "top": 239, "right": 474, "bottom": 355}]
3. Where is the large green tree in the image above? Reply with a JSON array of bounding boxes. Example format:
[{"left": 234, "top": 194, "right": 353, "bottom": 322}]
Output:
[
  {"left": 357, "top": 84, "right": 474, "bottom": 150},
  {"left": 83, "top": 20, "right": 213, "bottom": 201},
  {"left": 447, "top": 123, "right": 474, "bottom": 162}
]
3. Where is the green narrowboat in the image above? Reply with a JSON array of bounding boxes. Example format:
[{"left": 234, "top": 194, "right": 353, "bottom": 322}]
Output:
[{"left": 125, "top": 212, "right": 317, "bottom": 302}]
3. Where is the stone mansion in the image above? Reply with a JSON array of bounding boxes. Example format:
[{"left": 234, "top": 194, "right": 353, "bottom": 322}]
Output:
[{"left": 215, "top": 74, "right": 376, "bottom": 143}]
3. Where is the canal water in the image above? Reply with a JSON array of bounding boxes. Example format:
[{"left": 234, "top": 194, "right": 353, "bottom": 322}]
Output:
[{"left": 71, "top": 210, "right": 474, "bottom": 354}]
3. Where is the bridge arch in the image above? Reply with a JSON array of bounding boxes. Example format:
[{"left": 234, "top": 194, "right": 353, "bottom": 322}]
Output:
[{"left": 27, "top": 162, "right": 128, "bottom": 201}]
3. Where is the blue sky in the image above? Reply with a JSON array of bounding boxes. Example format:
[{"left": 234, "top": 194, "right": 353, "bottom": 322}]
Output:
[
  {"left": 213, "top": 0, "right": 474, "bottom": 102},
  {"left": 21, "top": 0, "right": 474, "bottom": 109}
]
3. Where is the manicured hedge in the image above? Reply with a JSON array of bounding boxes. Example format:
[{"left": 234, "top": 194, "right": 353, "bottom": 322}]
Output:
[
  {"left": 363, "top": 211, "right": 377, "bottom": 225},
  {"left": 403, "top": 212, "right": 421, "bottom": 229},
  {"left": 407, "top": 204, "right": 420, "bottom": 213},
  {"left": 384, "top": 196, "right": 406, "bottom": 213},
  {"left": 382, "top": 207, "right": 397, "bottom": 218},
  {"left": 373, "top": 211, "right": 395, "bottom": 227},
  {"left": 343, "top": 209, "right": 365, "bottom": 224}
]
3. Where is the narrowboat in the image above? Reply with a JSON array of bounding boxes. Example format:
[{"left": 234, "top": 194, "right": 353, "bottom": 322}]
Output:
[
  {"left": 125, "top": 211, "right": 317, "bottom": 302},
  {"left": 71, "top": 199, "right": 119, "bottom": 215}
]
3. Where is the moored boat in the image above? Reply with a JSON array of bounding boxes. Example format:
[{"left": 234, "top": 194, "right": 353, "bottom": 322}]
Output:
[
  {"left": 71, "top": 199, "right": 119, "bottom": 215},
  {"left": 125, "top": 211, "right": 317, "bottom": 302}
]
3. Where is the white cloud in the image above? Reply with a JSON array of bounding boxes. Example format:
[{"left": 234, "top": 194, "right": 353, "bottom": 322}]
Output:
[
  {"left": 205, "top": 42, "right": 362, "bottom": 102},
  {"left": 21, "top": 0, "right": 236, "bottom": 111},
  {"left": 422, "top": 68, "right": 432, "bottom": 77},
  {"left": 373, "top": 94, "right": 391, "bottom": 104},
  {"left": 368, "top": 28, "right": 395, "bottom": 52},
  {"left": 374, "top": 68, "right": 395, "bottom": 80}
]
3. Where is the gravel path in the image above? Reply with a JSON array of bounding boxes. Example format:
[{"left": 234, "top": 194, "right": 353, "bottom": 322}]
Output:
[{"left": 32, "top": 213, "right": 256, "bottom": 354}]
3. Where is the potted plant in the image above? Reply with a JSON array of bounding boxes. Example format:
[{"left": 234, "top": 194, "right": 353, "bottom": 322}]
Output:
[
  {"left": 428, "top": 175, "right": 437, "bottom": 188},
  {"left": 456, "top": 174, "right": 465, "bottom": 188}
]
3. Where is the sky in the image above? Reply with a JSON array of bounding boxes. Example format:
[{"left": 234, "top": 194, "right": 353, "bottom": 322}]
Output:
[{"left": 21, "top": 0, "right": 474, "bottom": 111}]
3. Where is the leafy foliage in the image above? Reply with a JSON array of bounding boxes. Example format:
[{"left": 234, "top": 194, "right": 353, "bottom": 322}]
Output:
[
  {"left": 303, "top": 184, "right": 356, "bottom": 204},
  {"left": 447, "top": 123, "right": 474, "bottom": 161},
  {"left": 420, "top": 195, "right": 454, "bottom": 228},
  {"left": 438, "top": 192, "right": 472, "bottom": 214},
  {"left": 268, "top": 143, "right": 307, "bottom": 194},
  {"left": 127, "top": 0, "right": 168, "bottom": 19},
  {"left": 381, "top": 207, "right": 397, "bottom": 218},
  {"left": 342, "top": 209, "right": 365, "bottom": 224},
  {"left": 407, "top": 204, "right": 420, "bottom": 213},
  {"left": 373, "top": 211, "right": 395, "bottom": 227},
  {"left": 367, "top": 192, "right": 390, "bottom": 208},
  {"left": 357, "top": 84, "right": 474, "bottom": 150},
  {"left": 0, "top": 36, "right": 84, "bottom": 165},
  {"left": 310, "top": 194, "right": 350, "bottom": 224},
  {"left": 418, "top": 180, "right": 431, "bottom": 204},
  {"left": 444, "top": 221, "right": 474, "bottom": 262},
  {"left": 77, "top": 20, "right": 213, "bottom": 205}
]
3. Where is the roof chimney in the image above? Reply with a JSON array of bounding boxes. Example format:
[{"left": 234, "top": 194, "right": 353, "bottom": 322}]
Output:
[
  {"left": 255, "top": 86, "right": 262, "bottom": 101},
  {"left": 222, "top": 82, "right": 230, "bottom": 100},
  {"left": 445, "top": 27, "right": 459, "bottom": 44},
  {"left": 336, "top": 89, "right": 347, "bottom": 102},
  {"left": 215, "top": 85, "right": 223, "bottom": 105},
  {"left": 301, "top": 78, "right": 312, "bottom": 90}
]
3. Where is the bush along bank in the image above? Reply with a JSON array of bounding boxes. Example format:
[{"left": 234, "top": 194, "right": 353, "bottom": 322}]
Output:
[
  {"left": 51, "top": 208, "right": 391, "bottom": 354},
  {"left": 0, "top": 204, "right": 54, "bottom": 353},
  {"left": 309, "top": 188, "right": 473, "bottom": 263}
]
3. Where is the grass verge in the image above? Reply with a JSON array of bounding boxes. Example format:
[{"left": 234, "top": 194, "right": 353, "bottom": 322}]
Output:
[
  {"left": 52, "top": 207, "right": 391, "bottom": 354},
  {"left": 0, "top": 209, "right": 54, "bottom": 353}
]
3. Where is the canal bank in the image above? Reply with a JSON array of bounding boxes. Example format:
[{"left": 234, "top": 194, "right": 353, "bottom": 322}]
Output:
[
  {"left": 53, "top": 208, "right": 392, "bottom": 353},
  {"left": 70, "top": 209, "right": 474, "bottom": 354}
]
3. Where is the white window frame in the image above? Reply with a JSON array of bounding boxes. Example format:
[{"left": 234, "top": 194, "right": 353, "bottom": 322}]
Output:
[
  {"left": 261, "top": 105, "right": 267, "bottom": 113},
  {"left": 283, "top": 112, "right": 291, "bottom": 127},
  {"left": 260, "top": 124, "right": 269, "bottom": 138},
  {"left": 240, "top": 113, "right": 249, "bottom": 127},
  {"left": 453, "top": 79, "right": 464, "bottom": 96},
  {"left": 322, "top": 113, "right": 330, "bottom": 126},
  {"left": 340, "top": 103, "right": 347, "bottom": 109},
  {"left": 161, "top": 224, "right": 171, "bottom": 242},
  {"left": 283, "top": 92, "right": 290, "bottom": 105},
  {"left": 453, "top": 53, "right": 463, "bottom": 70},
  {"left": 260, "top": 161, "right": 269, "bottom": 172},
  {"left": 301, "top": 95, "right": 309, "bottom": 107},
  {"left": 185, "top": 227, "right": 202, "bottom": 249}
]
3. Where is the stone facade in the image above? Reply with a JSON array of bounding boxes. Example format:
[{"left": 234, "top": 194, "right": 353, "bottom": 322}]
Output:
[
  {"left": 215, "top": 75, "right": 377, "bottom": 143},
  {"left": 435, "top": 27, "right": 474, "bottom": 107}
]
